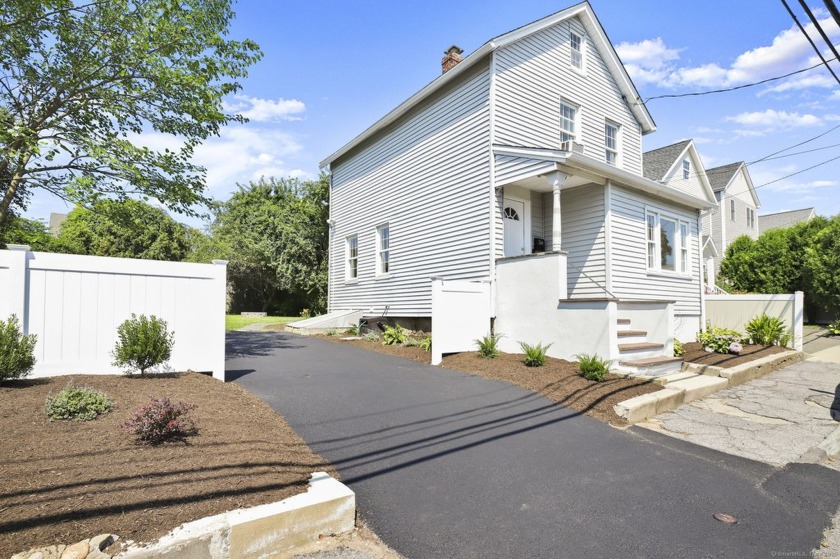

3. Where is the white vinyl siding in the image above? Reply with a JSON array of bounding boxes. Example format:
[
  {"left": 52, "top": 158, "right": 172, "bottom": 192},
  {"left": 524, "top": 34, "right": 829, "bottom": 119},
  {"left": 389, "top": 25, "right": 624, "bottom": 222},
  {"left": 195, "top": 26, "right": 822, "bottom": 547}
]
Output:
[
  {"left": 610, "top": 185, "right": 701, "bottom": 316},
  {"left": 328, "top": 63, "right": 491, "bottom": 316},
  {"left": 659, "top": 149, "right": 709, "bottom": 201},
  {"left": 493, "top": 16, "right": 643, "bottom": 174},
  {"left": 561, "top": 185, "right": 608, "bottom": 297},
  {"left": 346, "top": 235, "right": 358, "bottom": 280}
]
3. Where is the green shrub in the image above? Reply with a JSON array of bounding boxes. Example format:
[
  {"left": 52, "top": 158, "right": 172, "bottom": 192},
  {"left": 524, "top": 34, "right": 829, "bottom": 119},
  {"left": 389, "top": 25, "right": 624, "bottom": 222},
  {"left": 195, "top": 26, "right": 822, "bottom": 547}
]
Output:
[
  {"left": 519, "top": 341, "right": 552, "bottom": 367},
  {"left": 418, "top": 336, "right": 432, "bottom": 352},
  {"left": 382, "top": 325, "right": 407, "bottom": 345},
  {"left": 45, "top": 383, "right": 113, "bottom": 421},
  {"left": 0, "top": 314, "right": 37, "bottom": 382},
  {"left": 299, "top": 308, "right": 311, "bottom": 318},
  {"left": 404, "top": 336, "right": 419, "bottom": 347},
  {"left": 475, "top": 333, "right": 502, "bottom": 358},
  {"left": 325, "top": 329, "right": 336, "bottom": 337},
  {"left": 363, "top": 331, "right": 380, "bottom": 343},
  {"left": 673, "top": 338, "right": 684, "bottom": 357},
  {"left": 345, "top": 324, "right": 359, "bottom": 336},
  {"left": 828, "top": 320, "right": 840, "bottom": 336},
  {"left": 697, "top": 325, "right": 743, "bottom": 354},
  {"left": 112, "top": 314, "right": 175, "bottom": 375},
  {"left": 123, "top": 397, "right": 197, "bottom": 444},
  {"left": 745, "top": 314, "right": 787, "bottom": 346},
  {"left": 575, "top": 353, "right": 611, "bottom": 382}
]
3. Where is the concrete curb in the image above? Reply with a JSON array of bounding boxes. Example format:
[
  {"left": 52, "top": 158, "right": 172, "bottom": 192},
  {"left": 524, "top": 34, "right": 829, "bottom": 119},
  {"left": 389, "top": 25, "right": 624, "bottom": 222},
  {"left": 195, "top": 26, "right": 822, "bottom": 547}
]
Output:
[
  {"left": 682, "top": 350, "right": 804, "bottom": 388},
  {"left": 615, "top": 350, "right": 805, "bottom": 424},
  {"left": 116, "top": 472, "right": 355, "bottom": 559}
]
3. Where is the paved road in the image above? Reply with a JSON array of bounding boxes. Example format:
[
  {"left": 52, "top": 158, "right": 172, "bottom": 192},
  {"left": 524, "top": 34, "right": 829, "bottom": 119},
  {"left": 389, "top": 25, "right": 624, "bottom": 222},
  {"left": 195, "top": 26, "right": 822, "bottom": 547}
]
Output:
[{"left": 228, "top": 332, "right": 840, "bottom": 559}]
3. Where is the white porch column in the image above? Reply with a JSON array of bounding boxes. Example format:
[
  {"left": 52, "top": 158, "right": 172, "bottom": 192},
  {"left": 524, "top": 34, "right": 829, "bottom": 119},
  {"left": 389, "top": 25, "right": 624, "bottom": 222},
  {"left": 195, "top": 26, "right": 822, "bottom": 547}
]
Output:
[{"left": 548, "top": 172, "right": 568, "bottom": 251}]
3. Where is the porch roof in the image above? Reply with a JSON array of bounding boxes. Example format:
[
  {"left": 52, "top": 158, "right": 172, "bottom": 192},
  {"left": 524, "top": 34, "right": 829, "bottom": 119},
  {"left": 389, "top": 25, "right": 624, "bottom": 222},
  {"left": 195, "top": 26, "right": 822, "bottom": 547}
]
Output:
[{"left": 493, "top": 145, "right": 716, "bottom": 211}]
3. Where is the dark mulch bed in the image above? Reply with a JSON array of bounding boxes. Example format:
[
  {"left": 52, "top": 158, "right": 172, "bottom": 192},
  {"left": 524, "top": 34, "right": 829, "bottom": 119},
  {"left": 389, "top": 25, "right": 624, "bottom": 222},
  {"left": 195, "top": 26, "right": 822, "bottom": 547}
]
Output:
[
  {"left": 321, "top": 336, "right": 659, "bottom": 426},
  {"left": 682, "top": 341, "right": 788, "bottom": 369},
  {"left": 0, "top": 373, "right": 332, "bottom": 557}
]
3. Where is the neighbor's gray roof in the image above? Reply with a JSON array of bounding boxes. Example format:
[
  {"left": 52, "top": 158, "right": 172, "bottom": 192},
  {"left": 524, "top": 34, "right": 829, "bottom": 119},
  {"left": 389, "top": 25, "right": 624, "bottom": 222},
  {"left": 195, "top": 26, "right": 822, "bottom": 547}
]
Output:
[
  {"left": 642, "top": 140, "right": 691, "bottom": 181},
  {"left": 705, "top": 162, "right": 743, "bottom": 193},
  {"left": 759, "top": 208, "right": 816, "bottom": 232}
]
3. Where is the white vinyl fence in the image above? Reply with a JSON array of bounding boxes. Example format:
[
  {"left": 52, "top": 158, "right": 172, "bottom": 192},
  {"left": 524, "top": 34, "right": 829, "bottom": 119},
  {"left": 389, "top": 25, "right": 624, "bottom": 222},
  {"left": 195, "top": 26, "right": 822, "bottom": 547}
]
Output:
[
  {"left": 705, "top": 291, "right": 804, "bottom": 351},
  {"left": 0, "top": 246, "right": 227, "bottom": 380},
  {"left": 430, "top": 278, "right": 491, "bottom": 366}
]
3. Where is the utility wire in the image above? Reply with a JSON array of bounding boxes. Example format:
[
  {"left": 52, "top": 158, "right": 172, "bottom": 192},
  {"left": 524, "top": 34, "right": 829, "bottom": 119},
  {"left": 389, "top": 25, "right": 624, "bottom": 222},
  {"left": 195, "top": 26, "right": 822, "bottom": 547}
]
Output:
[
  {"left": 799, "top": 0, "right": 840, "bottom": 79},
  {"left": 641, "top": 59, "right": 835, "bottom": 103},
  {"left": 750, "top": 122, "right": 840, "bottom": 163},
  {"left": 757, "top": 141, "right": 840, "bottom": 161},
  {"left": 782, "top": 0, "right": 840, "bottom": 86},
  {"left": 825, "top": 0, "right": 840, "bottom": 29}
]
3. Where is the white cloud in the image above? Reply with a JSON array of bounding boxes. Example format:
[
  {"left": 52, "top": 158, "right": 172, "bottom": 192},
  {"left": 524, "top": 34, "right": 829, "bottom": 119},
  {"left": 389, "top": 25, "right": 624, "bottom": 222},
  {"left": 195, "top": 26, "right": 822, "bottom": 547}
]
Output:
[
  {"left": 622, "top": 11, "right": 840, "bottom": 91},
  {"left": 725, "top": 109, "right": 822, "bottom": 129},
  {"left": 762, "top": 178, "right": 838, "bottom": 193},
  {"left": 223, "top": 94, "right": 306, "bottom": 122}
]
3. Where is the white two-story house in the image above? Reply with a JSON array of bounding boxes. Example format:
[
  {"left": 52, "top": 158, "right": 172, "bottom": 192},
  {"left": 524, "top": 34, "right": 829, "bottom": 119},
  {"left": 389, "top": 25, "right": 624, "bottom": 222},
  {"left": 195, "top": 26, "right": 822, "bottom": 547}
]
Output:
[{"left": 315, "top": 1, "right": 717, "bottom": 371}]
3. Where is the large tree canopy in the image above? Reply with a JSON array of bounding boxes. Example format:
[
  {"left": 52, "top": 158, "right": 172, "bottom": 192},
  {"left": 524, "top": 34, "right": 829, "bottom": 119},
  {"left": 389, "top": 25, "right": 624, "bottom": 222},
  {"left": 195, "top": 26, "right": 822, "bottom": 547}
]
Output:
[
  {"left": 0, "top": 0, "right": 262, "bottom": 226},
  {"left": 57, "top": 198, "right": 192, "bottom": 261}
]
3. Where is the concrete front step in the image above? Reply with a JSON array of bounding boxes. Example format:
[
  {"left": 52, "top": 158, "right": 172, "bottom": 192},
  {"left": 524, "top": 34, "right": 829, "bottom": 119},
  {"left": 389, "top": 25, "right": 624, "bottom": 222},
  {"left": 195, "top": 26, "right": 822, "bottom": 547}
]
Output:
[
  {"left": 619, "top": 342, "right": 664, "bottom": 352},
  {"left": 617, "top": 330, "right": 647, "bottom": 337},
  {"left": 662, "top": 375, "right": 729, "bottom": 404},
  {"left": 617, "top": 318, "right": 631, "bottom": 325},
  {"left": 615, "top": 356, "right": 683, "bottom": 377}
]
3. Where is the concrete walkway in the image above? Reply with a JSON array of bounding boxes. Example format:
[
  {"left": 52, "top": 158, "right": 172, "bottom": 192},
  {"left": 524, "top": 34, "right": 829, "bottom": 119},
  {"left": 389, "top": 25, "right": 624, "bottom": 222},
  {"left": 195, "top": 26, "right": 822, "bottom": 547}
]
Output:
[
  {"left": 227, "top": 331, "right": 840, "bottom": 559},
  {"left": 641, "top": 359, "right": 840, "bottom": 468},
  {"left": 804, "top": 325, "right": 840, "bottom": 364}
]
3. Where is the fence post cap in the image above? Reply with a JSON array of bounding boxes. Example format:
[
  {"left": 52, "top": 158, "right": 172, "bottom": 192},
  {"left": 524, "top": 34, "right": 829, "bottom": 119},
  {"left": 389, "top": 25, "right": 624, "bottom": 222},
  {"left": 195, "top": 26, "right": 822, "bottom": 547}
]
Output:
[{"left": 211, "top": 260, "right": 229, "bottom": 266}]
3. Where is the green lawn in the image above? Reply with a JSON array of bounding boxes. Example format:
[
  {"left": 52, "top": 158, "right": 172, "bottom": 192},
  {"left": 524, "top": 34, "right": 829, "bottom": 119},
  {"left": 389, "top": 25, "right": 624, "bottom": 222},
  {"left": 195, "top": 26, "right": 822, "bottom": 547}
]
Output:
[{"left": 225, "top": 314, "right": 299, "bottom": 331}]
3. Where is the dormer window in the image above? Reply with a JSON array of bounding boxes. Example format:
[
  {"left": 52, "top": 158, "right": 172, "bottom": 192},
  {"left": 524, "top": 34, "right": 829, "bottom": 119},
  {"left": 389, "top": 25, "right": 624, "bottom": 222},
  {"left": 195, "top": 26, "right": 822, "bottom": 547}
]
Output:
[
  {"left": 682, "top": 159, "right": 690, "bottom": 179},
  {"left": 570, "top": 32, "right": 584, "bottom": 70}
]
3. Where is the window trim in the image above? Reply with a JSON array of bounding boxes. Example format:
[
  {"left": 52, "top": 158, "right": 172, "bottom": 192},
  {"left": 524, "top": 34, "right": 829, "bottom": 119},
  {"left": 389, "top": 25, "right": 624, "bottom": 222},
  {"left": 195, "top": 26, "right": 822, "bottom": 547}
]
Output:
[
  {"left": 682, "top": 159, "right": 690, "bottom": 180},
  {"left": 730, "top": 199, "right": 736, "bottom": 222},
  {"left": 570, "top": 30, "right": 585, "bottom": 72},
  {"left": 746, "top": 207, "right": 755, "bottom": 229},
  {"left": 604, "top": 120, "right": 619, "bottom": 166},
  {"left": 376, "top": 223, "right": 390, "bottom": 277},
  {"left": 345, "top": 234, "right": 358, "bottom": 282},
  {"left": 560, "top": 101, "right": 579, "bottom": 144},
  {"left": 645, "top": 208, "right": 692, "bottom": 277}
]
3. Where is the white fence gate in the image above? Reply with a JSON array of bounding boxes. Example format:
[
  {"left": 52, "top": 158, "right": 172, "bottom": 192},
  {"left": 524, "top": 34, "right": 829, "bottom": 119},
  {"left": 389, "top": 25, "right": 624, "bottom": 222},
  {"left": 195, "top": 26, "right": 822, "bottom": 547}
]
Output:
[
  {"left": 705, "top": 291, "right": 804, "bottom": 351},
  {"left": 0, "top": 246, "right": 227, "bottom": 380},
  {"left": 430, "top": 278, "right": 491, "bottom": 366}
]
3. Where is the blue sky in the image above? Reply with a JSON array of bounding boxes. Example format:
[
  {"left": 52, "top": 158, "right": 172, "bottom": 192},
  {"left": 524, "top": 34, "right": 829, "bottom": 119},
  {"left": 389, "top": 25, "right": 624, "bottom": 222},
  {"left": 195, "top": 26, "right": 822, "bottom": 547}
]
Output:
[{"left": 25, "top": 0, "right": 840, "bottom": 225}]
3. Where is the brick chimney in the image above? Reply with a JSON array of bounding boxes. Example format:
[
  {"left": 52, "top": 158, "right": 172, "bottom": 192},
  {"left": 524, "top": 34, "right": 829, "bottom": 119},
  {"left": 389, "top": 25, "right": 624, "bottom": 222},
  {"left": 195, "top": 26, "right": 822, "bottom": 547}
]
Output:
[{"left": 441, "top": 45, "right": 464, "bottom": 74}]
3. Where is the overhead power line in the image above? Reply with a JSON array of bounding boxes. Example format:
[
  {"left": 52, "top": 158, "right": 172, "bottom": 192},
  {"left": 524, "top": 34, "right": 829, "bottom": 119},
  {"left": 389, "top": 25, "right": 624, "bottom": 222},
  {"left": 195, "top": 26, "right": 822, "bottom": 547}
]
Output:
[
  {"left": 753, "top": 153, "right": 840, "bottom": 189},
  {"left": 781, "top": 0, "right": 840, "bottom": 86}
]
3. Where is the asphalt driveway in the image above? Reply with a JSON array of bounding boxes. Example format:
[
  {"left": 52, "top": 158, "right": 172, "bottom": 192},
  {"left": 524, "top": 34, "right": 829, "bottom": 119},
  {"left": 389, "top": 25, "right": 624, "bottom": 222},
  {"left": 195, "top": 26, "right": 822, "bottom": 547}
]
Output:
[{"left": 228, "top": 331, "right": 840, "bottom": 559}]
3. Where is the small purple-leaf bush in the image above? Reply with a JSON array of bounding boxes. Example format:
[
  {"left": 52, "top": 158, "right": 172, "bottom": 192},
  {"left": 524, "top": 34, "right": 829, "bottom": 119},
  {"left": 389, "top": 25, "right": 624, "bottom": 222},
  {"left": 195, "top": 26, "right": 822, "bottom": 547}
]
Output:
[
  {"left": 123, "top": 397, "right": 197, "bottom": 444},
  {"left": 728, "top": 342, "right": 743, "bottom": 355}
]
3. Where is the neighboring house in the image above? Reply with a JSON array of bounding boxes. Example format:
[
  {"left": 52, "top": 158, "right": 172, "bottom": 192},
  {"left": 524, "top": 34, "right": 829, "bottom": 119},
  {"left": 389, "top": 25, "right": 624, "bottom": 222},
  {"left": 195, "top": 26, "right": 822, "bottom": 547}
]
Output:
[
  {"left": 318, "top": 1, "right": 716, "bottom": 371},
  {"left": 759, "top": 207, "right": 815, "bottom": 233},
  {"left": 702, "top": 161, "right": 760, "bottom": 287}
]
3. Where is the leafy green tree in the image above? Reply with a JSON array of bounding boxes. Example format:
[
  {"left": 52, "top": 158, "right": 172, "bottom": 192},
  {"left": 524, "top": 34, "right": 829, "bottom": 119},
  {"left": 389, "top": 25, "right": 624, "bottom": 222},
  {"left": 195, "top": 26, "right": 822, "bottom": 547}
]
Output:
[
  {"left": 806, "top": 216, "right": 840, "bottom": 319},
  {"left": 211, "top": 175, "right": 329, "bottom": 314},
  {"left": 0, "top": 214, "right": 61, "bottom": 251},
  {"left": 57, "top": 199, "right": 191, "bottom": 261},
  {"left": 0, "top": 0, "right": 262, "bottom": 227}
]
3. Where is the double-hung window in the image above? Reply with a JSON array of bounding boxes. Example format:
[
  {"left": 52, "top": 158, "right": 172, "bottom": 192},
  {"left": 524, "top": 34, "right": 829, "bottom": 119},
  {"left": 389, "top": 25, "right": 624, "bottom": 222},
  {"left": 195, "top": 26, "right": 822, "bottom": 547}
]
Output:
[
  {"left": 604, "top": 121, "right": 619, "bottom": 165},
  {"left": 376, "top": 223, "right": 390, "bottom": 275},
  {"left": 560, "top": 102, "right": 577, "bottom": 143},
  {"left": 345, "top": 235, "right": 358, "bottom": 280},
  {"left": 730, "top": 199, "right": 736, "bottom": 221},
  {"left": 646, "top": 210, "right": 691, "bottom": 275},
  {"left": 570, "top": 32, "right": 583, "bottom": 70},
  {"left": 682, "top": 159, "right": 690, "bottom": 180},
  {"left": 746, "top": 207, "right": 755, "bottom": 229}
]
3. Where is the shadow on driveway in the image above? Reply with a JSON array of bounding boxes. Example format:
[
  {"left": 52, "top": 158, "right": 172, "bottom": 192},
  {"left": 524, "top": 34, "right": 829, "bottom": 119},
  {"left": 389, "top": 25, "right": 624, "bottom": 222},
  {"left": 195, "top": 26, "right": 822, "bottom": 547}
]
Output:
[{"left": 226, "top": 331, "right": 305, "bottom": 359}]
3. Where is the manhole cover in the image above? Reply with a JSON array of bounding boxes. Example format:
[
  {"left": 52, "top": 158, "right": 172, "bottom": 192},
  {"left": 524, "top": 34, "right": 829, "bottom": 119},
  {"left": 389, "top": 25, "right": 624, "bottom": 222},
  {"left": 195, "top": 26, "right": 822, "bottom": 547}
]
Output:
[{"left": 713, "top": 513, "right": 738, "bottom": 524}]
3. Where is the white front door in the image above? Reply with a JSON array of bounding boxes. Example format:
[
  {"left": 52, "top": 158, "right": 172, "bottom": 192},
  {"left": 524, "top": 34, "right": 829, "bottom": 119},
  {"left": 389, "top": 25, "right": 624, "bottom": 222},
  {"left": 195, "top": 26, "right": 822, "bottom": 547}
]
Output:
[{"left": 503, "top": 198, "right": 526, "bottom": 257}]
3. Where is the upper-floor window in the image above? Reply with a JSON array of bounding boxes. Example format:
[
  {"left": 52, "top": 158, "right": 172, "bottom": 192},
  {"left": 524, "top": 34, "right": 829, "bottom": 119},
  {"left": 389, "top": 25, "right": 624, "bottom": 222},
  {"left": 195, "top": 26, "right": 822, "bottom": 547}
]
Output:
[
  {"left": 746, "top": 207, "right": 755, "bottom": 229},
  {"left": 560, "top": 102, "right": 578, "bottom": 143},
  {"left": 604, "top": 121, "right": 619, "bottom": 165},
  {"left": 646, "top": 209, "right": 691, "bottom": 276},
  {"left": 570, "top": 32, "right": 583, "bottom": 70},
  {"left": 682, "top": 159, "right": 690, "bottom": 180},
  {"left": 730, "top": 199, "right": 736, "bottom": 221},
  {"left": 345, "top": 235, "right": 358, "bottom": 280},
  {"left": 376, "top": 223, "right": 390, "bottom": 275}
]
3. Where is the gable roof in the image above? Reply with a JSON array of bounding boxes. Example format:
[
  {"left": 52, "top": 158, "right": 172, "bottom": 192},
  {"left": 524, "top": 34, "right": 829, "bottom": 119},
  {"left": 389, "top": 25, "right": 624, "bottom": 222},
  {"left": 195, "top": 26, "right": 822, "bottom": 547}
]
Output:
[
  {"left": 321, "top": 1, "right": 655, "bottom": 168},
  {"left": 706, "top": 162, "right": 743, "bottom": 193},
  {"left": 642, "top": 140, "right": 691, "bottom": 181},
  {"left": 759, "top": 208, "right": 815, "bottom": 232}
]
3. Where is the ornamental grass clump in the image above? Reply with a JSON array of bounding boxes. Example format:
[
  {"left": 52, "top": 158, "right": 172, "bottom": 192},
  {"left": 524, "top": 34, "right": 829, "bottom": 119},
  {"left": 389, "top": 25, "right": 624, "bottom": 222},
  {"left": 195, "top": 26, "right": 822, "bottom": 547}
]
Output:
[
  {"left": 45, "top": 383, "right": 113, "bottom": 421},
  {"left": 0, "top": 314, "right": 37, "bottom": 382},
  {"left": 475, "top": 333, "right": 502, "bottom": 359},
  {"left": 575, "top": 353, "right": 611, "bottom": 382},
  {"left": 123, "top": 397, "right": 197, "bottom": 444},
  {"left": 112, "top": 314, "right": 174, "bottom": 375},
  {"left": 520, "top": 341, "right": 552, "bottom": 367}
]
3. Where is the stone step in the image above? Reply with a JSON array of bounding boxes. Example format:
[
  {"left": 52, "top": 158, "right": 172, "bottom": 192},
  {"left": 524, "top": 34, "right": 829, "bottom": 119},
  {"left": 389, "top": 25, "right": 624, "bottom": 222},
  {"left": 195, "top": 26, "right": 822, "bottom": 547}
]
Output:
[
  {"left": 665, "top": 375, "right": 729, "bottom": 403},
  {"left": 618, "top": 342, "right": 664, "bottom": 352},
  {"left": 617, "top": 330, "right": 647, "bottom": 338},
  {"left": 651, "top": 371, "right": 697, "bottom": 386},
  {"left": 615, "top": 356, "right": 683, "bottom": 378}
]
